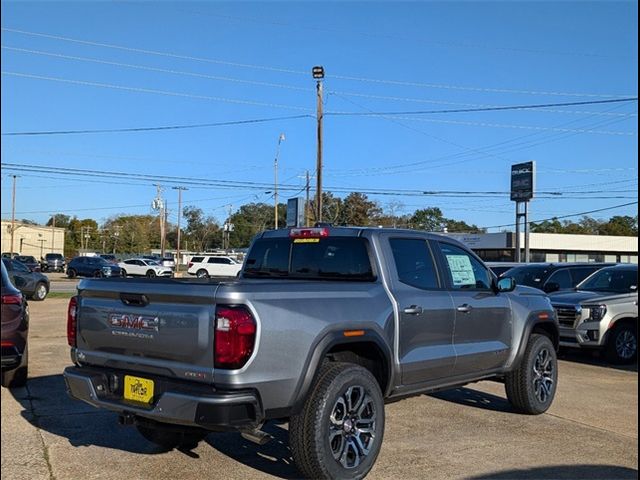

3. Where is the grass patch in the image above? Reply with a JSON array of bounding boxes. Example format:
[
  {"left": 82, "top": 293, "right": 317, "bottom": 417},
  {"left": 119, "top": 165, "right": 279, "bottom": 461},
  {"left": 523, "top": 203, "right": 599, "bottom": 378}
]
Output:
[{"left": 47, "top": 291, "right": 75, "bottom": 299}]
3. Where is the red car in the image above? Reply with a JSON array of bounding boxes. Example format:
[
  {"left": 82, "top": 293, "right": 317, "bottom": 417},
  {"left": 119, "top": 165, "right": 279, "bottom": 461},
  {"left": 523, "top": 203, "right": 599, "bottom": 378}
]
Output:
[{"left": 1, "top": 261, "right": 29, "bottom": 388}]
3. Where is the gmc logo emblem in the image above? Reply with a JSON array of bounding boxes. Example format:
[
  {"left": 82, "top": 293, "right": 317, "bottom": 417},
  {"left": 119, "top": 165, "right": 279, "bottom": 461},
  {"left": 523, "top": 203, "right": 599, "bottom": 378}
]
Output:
[{"left": 108, "top": 314, "right": 159, "bottom": 332}]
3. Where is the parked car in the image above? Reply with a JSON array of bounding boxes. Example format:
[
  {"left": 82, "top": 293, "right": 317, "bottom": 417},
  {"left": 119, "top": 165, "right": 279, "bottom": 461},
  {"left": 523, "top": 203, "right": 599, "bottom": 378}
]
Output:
[
  {"left": 14, "top": 255, "right": 41, "bottom": 272},
  {"left": 1, "top": 258, "right": 50, "bottom": 301},
  {"left": 66, "top": 256, "right": 123, "bottom": 278},
  {"left": 63, "top": 226, "right": 558, "bottom": 479},
  {"left": 1, "top": 261, "right": 29, "bottom": 388},
  {"left": 1, "top": 252, "right": 19, "bottom": 259},
  {"left": 41, "top": 253, "right": 66, "bottom": 273},
  {"left": 550, "top": 264, "right": 638, "bottom": 364},
  {"left": 187, "top": 255, "right": 242, "bottom": 278},
  {"left": 486, "top": 262, "right": 521, "bottom": 277},
  {"left": 118, "top": 258, "right": 173, "bottom": 278},
  {"left": 502, "top": 262, "right": 615, "bottom": 293}
]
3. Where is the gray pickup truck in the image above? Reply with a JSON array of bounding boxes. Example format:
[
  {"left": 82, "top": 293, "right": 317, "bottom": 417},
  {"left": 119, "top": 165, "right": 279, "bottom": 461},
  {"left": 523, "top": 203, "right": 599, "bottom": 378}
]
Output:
[{"left": 64, "top": 227, "right": 558, "bottom": 479}]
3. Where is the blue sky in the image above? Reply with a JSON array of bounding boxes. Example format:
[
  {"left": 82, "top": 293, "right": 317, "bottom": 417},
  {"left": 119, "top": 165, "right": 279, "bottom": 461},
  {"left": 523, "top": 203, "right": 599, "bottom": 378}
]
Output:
[{"left": 1, "top": 1, "right": 638, "bottom": 231}]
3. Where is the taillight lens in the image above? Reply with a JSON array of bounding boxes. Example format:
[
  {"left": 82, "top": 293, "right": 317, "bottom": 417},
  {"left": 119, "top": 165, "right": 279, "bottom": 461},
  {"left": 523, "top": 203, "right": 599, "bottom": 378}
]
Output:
[
  {"left": 1, "top": 293, "right": 22, "bottom": 305},
  {"left": 289, "top": 227, "right": 329, "bottom": 239},
  {"left": 67, "top": 296, "right": 78, "bottom": 347},
  {"left": 188, "top": 262, "right": 193, "bottom": 269},
  {"left": 214, "top": 306, "right": 256, "bottom": 369}
]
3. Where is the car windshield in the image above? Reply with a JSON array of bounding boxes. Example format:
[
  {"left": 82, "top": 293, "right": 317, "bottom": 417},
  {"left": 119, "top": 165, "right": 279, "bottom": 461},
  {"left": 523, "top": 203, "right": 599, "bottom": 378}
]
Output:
[
  {"left": 16, "top": 256, "right": 36, "bottom": 263},
  {"left": 502, "top": 265, "right": 551, "bottom": 288},
  {"left": 46, "top": 254, "right": 64, "bottom": 260},
  {"left": 577, "top": 267, "right": 638, "bottom": 294}
]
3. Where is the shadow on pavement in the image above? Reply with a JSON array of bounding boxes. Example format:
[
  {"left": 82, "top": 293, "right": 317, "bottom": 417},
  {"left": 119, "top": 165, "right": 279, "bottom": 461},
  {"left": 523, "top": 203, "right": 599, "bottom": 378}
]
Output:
[
  {"left": 558, "top": 349, "right": 637, "bottom": 373},
  {"left": 206, "top": 421, "right": 300, "bottom": 479},
  {"left": 467, "top": 464, "right": 638, "bottom": 479},
  {"left": 11, "top": 373, "right": 164, "bottom": 454},
  {"left": 429, "top": 386, "right": 516, "bottom": 413}
]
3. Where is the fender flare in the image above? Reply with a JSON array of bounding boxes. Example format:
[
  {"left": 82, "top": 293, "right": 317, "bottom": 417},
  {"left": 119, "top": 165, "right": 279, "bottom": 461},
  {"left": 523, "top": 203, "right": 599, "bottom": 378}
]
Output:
[
  {"left": 509, "top": 311, "right": 559, "bottom": 371},
  {"left": 288, "top": 328, "right": 394, "bottom": 415}
]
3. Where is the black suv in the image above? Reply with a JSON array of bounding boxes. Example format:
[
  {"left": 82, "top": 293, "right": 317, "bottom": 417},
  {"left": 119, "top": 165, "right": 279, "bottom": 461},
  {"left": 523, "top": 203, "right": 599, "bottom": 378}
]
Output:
[
  {"left": 66, "top": 256, "right": 123, "bottom": 278},
  {"left": 503, "top": 262, "right": 615, "bottom": 293}
]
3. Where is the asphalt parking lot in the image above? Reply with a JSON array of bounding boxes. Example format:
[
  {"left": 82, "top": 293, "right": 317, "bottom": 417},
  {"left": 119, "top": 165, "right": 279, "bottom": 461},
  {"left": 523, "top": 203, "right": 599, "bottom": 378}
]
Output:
[{"left": 1, "top": 299, "right": 637, "bottom": 480}]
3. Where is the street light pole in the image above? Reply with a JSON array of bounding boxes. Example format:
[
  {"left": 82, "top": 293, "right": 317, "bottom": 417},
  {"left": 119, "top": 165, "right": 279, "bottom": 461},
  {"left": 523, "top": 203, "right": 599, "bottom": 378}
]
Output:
[
  {"left": 312, "top": 66, "right": 325, "bottom": 223},
  {"left": 274, "top": 133, "right": 285, "bottom": 229}
]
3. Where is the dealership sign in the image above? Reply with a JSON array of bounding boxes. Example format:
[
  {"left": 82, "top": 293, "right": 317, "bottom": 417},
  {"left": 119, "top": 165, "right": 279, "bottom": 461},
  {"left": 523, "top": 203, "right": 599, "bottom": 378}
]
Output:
[{"left": 510, "top": 161, "right": 536, "bottom": 202}]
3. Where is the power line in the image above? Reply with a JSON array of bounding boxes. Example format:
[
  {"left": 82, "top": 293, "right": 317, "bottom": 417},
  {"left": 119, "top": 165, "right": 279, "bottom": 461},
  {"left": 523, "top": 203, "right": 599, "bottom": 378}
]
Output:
[
  {"left": 481, "top": 201, "right": 639, "bottom": 230},
  {"left": 2, "top": 27, "right": 634, "bottom": 98},
  {"left": 1, "top": 71, "right": 313, "bottom": 112},
  {"left": 325, "top": 97, "right": 638, "bottom": 117},
  {"left": 1, "top": 114, "right": 312, "bottom": 136}
]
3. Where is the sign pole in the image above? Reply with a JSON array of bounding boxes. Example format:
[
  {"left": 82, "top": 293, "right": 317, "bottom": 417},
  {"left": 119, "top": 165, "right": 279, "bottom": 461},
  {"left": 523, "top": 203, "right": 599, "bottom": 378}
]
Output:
[{"left": 515, "top": 202, "right": 521, "bottom": 263}]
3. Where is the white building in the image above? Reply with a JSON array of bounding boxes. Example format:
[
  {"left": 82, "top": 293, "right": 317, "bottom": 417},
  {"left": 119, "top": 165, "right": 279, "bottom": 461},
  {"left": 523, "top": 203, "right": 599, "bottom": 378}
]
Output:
[
  {"left": 446, "top": 232, "right": 638, "bottom": 264},
  {"left": 1, "top": 220, "right": 65, "bottom": 258}
]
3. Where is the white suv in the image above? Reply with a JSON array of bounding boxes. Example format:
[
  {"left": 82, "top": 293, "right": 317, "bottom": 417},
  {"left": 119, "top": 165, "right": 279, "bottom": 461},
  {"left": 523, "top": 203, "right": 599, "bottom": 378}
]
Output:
[
  {"left": 119, "top": 258, "right": 173, "bottom": 278},
  {"left": 187, "top": 255, "right": 242, "bottom": 278}
]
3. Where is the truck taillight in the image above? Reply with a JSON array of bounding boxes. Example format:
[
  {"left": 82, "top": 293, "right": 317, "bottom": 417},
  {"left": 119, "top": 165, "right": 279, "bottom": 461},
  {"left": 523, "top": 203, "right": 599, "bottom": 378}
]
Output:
[
  {"left": 214, "top": 306, "right": 256, "bottom": 369},
  {"left": 67, "top": 296, "right": 78, "bottom": 347}
]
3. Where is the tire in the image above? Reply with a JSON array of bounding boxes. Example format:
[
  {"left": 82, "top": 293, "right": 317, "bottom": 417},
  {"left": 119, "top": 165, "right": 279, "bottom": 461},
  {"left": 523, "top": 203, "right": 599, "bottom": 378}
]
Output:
[
  {"left": 136, "top": 422, "right": 207, "bottom": 451},
  {"left": 505, "top": 333, "right": 557, "bottom": 415},
  {"left": 32, "top": 282, "right": 48, "bottom": 301},
  {"left": 67, "top": 269, "right": 77, "bottom": 279},
  {"left": 120, "top": 269, "right": 128, "bottom": 278},
  {"left": 146, "top": 270, "right": 156, "bottom": 278},
  {"left": 196, "top": 269, "right": 209, "bottom": 279},
  {"left": 94, "top": 270, "right": 104, "bottom": 278},
  {"left": 605, "top": 323, "right": 637, "bottom": 364},
  {"left": 289, "top": 362, "right": 385, "bottom": 480},
  {"left": 1, "top": 346, "right": 28, "bottom": 389}
]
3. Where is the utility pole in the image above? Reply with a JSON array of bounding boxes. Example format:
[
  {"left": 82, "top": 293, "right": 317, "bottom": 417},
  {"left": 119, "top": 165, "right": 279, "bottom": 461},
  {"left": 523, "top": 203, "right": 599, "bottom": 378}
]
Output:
[
  {"left": 305, "top": 170, "right": 311, "bottom": 227},
  {"left": 152, "top": 184, "right": 165, "bottom": 256},
  {"left": 38, "top": 239, "right": 46, "bottom": 259},
  {"left": 162, "top": 207, "right": 169, "bottom": 258},
  {"left": 172, "top": 186, "right": 187, "bottom": 272},
  {"left": 312, "top": 66, "right": 325, "bottom": 223},
  {"left": 10, "top": 175, "right": 17, "bottom": 255},
  {"left": 274, "top": 133, "right": 286, "bottom": 229}
]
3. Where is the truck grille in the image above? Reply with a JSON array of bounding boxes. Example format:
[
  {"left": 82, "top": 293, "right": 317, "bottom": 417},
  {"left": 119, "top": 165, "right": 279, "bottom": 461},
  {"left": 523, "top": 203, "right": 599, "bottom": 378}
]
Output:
[{"left": 554, "top": 305, "right": 580, "bottom": 328}]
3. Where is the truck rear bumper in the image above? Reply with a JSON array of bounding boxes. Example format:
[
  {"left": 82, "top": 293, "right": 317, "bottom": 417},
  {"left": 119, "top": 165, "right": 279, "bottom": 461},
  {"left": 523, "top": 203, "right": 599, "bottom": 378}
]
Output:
[{"left": 63, "top": 366, "right": 263, "bottom": 431}]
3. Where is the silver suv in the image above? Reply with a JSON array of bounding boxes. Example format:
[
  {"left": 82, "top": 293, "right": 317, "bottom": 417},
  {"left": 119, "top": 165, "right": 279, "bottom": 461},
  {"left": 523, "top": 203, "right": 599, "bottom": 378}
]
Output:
[{"left": 551, "top": 264, "right": 638, "bottom": 364}]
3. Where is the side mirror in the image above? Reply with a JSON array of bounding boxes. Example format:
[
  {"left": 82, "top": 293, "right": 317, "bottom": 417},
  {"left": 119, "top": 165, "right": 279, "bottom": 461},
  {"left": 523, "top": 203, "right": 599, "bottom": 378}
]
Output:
[
  {"left": 497, "top": 277, "right": 516, "bottom": 293},
  {"left": 543, "top": 282, "right": 560, "bottom": 293}
]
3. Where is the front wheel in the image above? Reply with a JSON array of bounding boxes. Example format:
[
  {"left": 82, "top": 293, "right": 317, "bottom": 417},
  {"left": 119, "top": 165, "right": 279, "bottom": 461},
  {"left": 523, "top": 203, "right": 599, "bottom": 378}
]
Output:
[
  {"left": 605, "top": 323, "right": 637, "bottom": 364},
  {"left": 120, "top": 269, "right": 127, "bottom": 278},
  {"left": 146, "top": 270, "right": 156, "bottom": 278},
  {"left": 505, "top": 333, "right": 557, "bottom": 415},
  {"left": 32, "top": 282, "right": 48, "bottom": 301},
  {"left": 289, "top": 362, "right": 385, "bottom": 480},
  {"left": 136, "top": 422, "right": 207, "bottom": 451}
]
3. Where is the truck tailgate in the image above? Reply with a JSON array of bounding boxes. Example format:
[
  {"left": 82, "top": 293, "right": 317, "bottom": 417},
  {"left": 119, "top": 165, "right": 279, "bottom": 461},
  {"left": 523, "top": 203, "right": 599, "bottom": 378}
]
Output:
[{"left": 75, "top": 278, "right": 220, "bottom": 383}]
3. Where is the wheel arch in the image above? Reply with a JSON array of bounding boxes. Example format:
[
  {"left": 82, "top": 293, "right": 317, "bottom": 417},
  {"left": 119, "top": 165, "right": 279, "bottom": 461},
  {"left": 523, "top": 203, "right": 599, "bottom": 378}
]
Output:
[{"left": 508, "top": 311, "right": 559, "bottom": 372}]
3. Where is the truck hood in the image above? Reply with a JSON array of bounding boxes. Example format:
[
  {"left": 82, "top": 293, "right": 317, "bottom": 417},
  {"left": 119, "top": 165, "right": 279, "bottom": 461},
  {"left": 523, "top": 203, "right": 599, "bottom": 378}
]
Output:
[{"left": 549, "top": 290, "right": 631, "bottom": 305}]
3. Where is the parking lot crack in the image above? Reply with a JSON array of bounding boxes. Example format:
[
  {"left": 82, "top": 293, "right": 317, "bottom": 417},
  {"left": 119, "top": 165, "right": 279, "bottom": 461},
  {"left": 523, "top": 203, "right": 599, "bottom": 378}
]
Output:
[
  {"left": 546, "top": 412, "right": 638, "bottom": 440},
  {"left": 25, "top": 383, "right": 56, "bottom": 480}
]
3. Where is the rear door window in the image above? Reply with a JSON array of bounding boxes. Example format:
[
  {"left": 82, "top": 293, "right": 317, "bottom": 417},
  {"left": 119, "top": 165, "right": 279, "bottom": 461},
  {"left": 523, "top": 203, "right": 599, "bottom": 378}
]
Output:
[
  {"left": 389, "top": 238, "right": 439, "bottom": 289},
  {"left": 547, "top": 269, "right": 573, "bottom": 289}
]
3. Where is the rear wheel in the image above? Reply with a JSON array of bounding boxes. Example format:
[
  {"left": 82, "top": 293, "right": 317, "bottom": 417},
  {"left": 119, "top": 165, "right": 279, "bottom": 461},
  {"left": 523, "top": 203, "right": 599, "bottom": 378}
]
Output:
[
  {"left": 605, "top": 323, "right": 637, "bottom": 364},
  {"left": 32, "top": 282, "right": 48, "bottom": 301},
  {"left": 67, "top": 268, "right": 77, "bottom": 279},
  {"left": 505, "top": 333, "right": 557, "bottom": 414},
  {"left": 136, "top": 422, "right": 207, "bottom": 451},
  {"left": 196, "top": 269, "right": 209, "bottom": 279},
  {"left": 289, "top": 362, "right": 385, "bottom": 480}
]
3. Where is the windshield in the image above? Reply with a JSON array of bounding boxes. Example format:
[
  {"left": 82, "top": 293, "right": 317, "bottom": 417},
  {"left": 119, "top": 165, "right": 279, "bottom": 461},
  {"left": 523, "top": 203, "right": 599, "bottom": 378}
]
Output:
[
  {"left": 46, "top": 254, "right": 64, "bottom": 260},
  {"left": 578, "top": 267, "right": 638, "bottom": 294},
  {"left": 244, "top": 237, "right": 375, "bottom": 281},
  {"left": 503, "top": 265, "right": 551, "bottom": 288}
]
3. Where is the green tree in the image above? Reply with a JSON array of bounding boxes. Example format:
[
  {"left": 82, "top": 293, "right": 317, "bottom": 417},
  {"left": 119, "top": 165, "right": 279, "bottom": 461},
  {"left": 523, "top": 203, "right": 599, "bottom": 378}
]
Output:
[
  {"left": 46, "top": 214, "right": 71, "bottom": 229},
  {"left": 410, "top": 207, "right": 446, "bottom": 231},
  {"left": 338, "top": 192, "right": 383, "bottom": 226},
  {"left": 183, "top": 206, "right": 221, "bottom": 252},
  {"left": 599, "top": 215, "right": 638, "bottom": 236}
]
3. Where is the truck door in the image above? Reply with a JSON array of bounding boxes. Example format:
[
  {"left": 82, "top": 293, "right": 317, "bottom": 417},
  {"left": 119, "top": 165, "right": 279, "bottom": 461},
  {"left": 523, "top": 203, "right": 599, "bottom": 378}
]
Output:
[
  {"left": 435, "top": 241, "right": 512, "bottom": 375},
  {"left": 383, "top": 236, "right": 456, "bottom": 384}
]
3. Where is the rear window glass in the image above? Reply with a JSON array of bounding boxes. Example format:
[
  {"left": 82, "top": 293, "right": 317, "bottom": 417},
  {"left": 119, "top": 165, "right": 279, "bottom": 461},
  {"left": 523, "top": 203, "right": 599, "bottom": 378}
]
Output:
[
  {"left": 244, "top": 237, "right": 375, "bottom": 281},
  {"left": 504, "top": 266, "right": 551, "bottom": 288},
  {"left": 191, "top": 256, "right": 205, "bottom": 263}
]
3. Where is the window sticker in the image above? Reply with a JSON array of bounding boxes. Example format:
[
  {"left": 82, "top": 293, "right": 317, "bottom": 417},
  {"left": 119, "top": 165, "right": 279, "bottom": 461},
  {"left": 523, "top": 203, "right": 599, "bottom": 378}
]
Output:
[{"left": 445, "top": 255, "right": 475, "bottom": 286}]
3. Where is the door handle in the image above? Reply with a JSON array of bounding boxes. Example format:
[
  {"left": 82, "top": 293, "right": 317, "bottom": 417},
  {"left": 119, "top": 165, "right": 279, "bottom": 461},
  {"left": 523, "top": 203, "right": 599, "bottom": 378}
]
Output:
[
  {"left": 456, "top": 304, "right": 473, "bottom": 313},
  {"left": 403, "top": 305, "right": 423, "bottom": 315}
]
